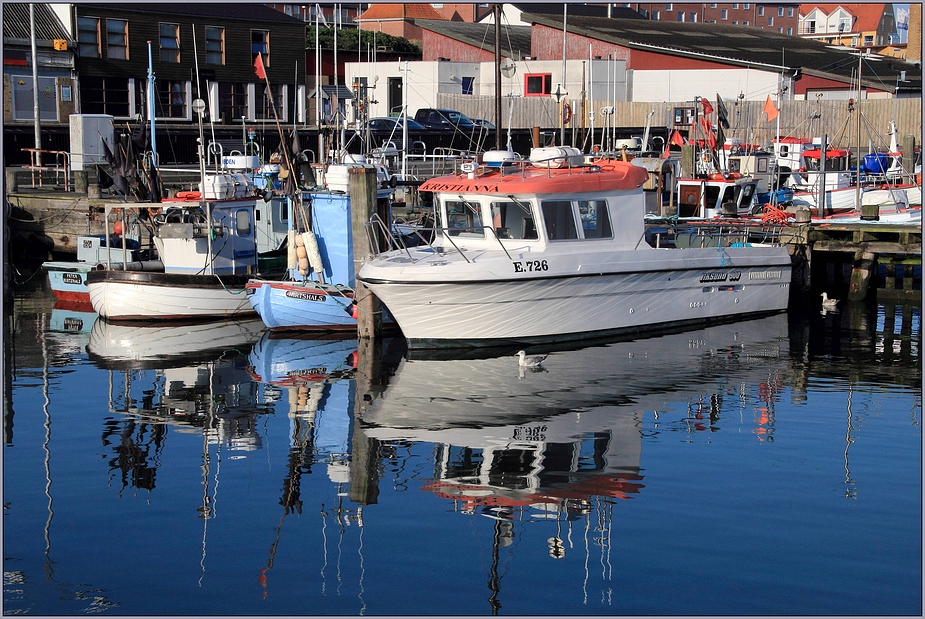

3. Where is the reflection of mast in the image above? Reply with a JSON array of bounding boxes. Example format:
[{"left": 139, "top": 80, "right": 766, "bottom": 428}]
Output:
[
  {"left": 40, "top": 314, "right": 55, "bottom": 580},
  {"left": 844, "top": 384, "right": 856, "bottom": 499},
  {"left": 259, "top": 413, "right": 312, "bottom": 599}
]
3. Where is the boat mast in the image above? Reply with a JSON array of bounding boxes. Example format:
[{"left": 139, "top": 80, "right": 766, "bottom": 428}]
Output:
[
  {"left": 494, "top": 3, "right": 502, "bottom": 151},
  {"left": 147, "top": 41, "right": 157, "bottom": 169}
]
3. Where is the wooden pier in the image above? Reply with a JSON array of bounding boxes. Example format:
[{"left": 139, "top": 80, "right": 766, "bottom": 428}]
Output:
[{"left": 801, "top": 221, "right": 922, "bottom": 302}]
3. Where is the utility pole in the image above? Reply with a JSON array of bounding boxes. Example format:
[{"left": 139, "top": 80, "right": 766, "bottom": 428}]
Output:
[{"left": 30, "top": 4, "right": 42, "bottom": 165}]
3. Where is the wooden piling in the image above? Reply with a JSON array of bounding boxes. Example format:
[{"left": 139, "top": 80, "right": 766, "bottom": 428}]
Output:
[
  {"left": 349, "top": 166, "right": 382, "bottom": 340},
  {"left": 349, "top": 335, "right": 381, "bottom": 506},
  {"left": 848, "top": 251, "right": 876, "bottom": 301}
]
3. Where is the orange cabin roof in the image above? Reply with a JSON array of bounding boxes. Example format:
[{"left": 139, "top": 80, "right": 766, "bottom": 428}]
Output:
[{"left": 419, "top": 161, "right": 648, "bottom": 196}]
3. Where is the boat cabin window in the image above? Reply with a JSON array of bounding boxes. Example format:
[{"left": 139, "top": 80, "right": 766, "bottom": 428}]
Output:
[
  {"left": 578, "top": 200, "right": 612, "bottom": 239},
  {"left": 705, "top": 186, "right": 722, "bottom": 208},
  {"left": 490, "top": 201, "right": 537, "bottom": 240},
  {"left": 235, "top": 209, "right": 252, "bottom": 236},
  {"left": 541, "top": 200, "right": 579, "bottom": 240},
  {"left": 445, "top": 200, "right": 485, "bottom": 238}
]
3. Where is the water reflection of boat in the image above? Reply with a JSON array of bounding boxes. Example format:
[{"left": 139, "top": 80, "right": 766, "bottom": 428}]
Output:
[
  {"left": 86, "top": 317, "right": 265, "bottom": 369},
  {"left": 46, "top": 300, "right": 97, "bottom": 357},
  {"left": 246, "top": 332, "right": 359, "bottom": 386},
  {"left": 360, "top": 314, "right": 789, "bottom": 611}
]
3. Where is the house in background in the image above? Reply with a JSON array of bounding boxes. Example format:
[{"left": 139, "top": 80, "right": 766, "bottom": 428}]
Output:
[
  {"left": 264, "top": 3, "right": 359, "bottom": 27},
  {"left": 355, "top": 3, "right": 447, "bottom": 43},
  {"left": 798, "top": 4, "right": 898, "bottom": 48}
]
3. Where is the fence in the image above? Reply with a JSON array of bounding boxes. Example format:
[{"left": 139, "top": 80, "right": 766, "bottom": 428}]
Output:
[{"left": 436, "top": 94, "right": 922, "bottom": 151}]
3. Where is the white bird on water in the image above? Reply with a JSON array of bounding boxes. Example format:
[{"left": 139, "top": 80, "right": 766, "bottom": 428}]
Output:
[
  {"left": 516, "top": 350, "right": 548, "bottom": 368},
  {"left": 821, "top": 292, "right": 839, "bottom": 310}
]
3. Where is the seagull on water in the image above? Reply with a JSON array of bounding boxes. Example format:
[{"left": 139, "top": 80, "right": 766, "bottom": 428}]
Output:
[
  {"left": 516, "top": 350, "right": 548, "bottom": 368},
  {"left": 821, "top": 292, "right": 839, "bottom": 310}
]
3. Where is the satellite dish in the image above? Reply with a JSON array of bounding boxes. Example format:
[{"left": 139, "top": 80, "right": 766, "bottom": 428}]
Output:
[{"left": 500, "top": 58, "right": 516, "bottom": 78}]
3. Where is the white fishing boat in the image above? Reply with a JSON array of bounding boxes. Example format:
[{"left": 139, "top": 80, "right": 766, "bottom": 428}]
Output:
[
  {"left": 357, "top": 148, "right": 793, "bottom": 349},
  {"left": 86, "top": 190, "right": 262, "bottom": 321}
]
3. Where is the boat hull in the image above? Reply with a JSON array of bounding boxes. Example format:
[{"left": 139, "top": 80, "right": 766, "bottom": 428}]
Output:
[
  {"left": 87, "top": 270, "right": 257, "bottom": 321},
  {"left": 360, "top": 248, "right": 791, "bottom": 348},
  {"left": 246, "top": 280, "right": 358, "bottom": 331},
  {"left": 42, "top": 261, "right": 94, "bottom": 303}
]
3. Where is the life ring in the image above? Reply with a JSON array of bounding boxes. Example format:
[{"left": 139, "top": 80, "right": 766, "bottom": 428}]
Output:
[{"left": 562, "top": 103, "right": 572, "bottom": 125}]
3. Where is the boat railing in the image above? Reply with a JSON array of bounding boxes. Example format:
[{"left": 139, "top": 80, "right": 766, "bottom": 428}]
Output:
[
  {"left": 364, "top": 215, "right": 513, "bottom": 263},
  {"left": 647, "top": 222, "right": 786, "bottom": 249},
  {"left": 20, "top": 148, "right": 71, "bottom": 190}
]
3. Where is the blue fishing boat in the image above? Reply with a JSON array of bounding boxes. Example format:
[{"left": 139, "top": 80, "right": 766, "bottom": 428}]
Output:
[{"left": 245, "top": 159, "right": 396, "bottom": 331}]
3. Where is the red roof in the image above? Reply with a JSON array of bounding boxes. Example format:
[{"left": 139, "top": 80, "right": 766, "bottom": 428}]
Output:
[
  {"left": 799, "top": 4, "right": 886, "bottom": 32},
  {"left": 358, "top": 3, "right": 447, "bottom": 21}
]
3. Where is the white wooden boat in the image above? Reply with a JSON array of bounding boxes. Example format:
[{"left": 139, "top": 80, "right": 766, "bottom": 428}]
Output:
[
  {"left": 357, "top": 148, "right": 793, "bottom": 349},
  {"left": 87, "top": 187, "right": 262, "bottom": 321}
]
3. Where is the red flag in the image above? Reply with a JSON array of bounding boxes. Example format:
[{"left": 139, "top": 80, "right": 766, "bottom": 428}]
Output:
[
  {"left": 254, "top": 53, "right": 267, "bottom": 80},
  {"left": 701, "top": 97, "right": 713, "bottom": 116},
  {"left": 763, "top": 94, "right": 778, "bottom": 122},
  {"left": 661, "top": 143, "right": 670, "bottom": 158},
  {"left": 670, "top": 130, "right": 685, "bottom": 147}
]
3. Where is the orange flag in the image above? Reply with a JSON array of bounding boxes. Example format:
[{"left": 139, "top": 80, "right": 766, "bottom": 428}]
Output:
[
  {"left": 254, "top": 53, "right": 267, "bottom": 80},
  {"left": 763, "top": 94, "right": 778, "bottom": 122}
]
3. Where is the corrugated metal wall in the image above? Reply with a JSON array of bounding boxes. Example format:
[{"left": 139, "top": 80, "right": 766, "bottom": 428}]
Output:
[{"left": 437, "top": 94, "right": 922, "bottom": 149}]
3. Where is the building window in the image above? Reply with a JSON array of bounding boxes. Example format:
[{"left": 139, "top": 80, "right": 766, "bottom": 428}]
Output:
[
  {"left": 767, "top": 17, "right": 773, "bottom": 26},
  {"left": 653, "top": 10, "right": 660, "bottom": 19},
  {"left": 743, "top": 3, "right": 749, "bottom": 8},
  {"left": 721, "top": 9, "right": 727, "bottom": 19},
  {"left": 218, "top": 82, "right": 247, "bottom": 122},
  {"left": 159, "top": 23, "right": 180, "bottom": 63},
  {"left": 665, "top": 4, "right": 672, "bottom": 10},
  {"left": 757, "top": 6, "right": 763, "bottom": 15},
  {"left": 690, "top": 12, "right": 697, "bottom": 21},
  {"left": 788, "top": 7, "right": 794, "bottom": 17},
  {"left": 732, "top": 20, "right": 738, "bottom": 24},
  {"left": 863, "top": 35, "right": 873, "bottom": 46},
  {"left": 157, "top": 79, "right": 187, "bottom": 118},
  {"left": 80, "top": 76, "right": 133, "bottom": 117},
  {"left": 252, "top": 29, "right": 269, "bottom": 65},
  {"left": 77, "top": 16, "right": 100, "bottom": 58},
  {"left": 205, "top": 26, "right": 224, "bottom": 65},
  {"left": 709, "top": 3, "right": 716, "bottom": 7},
  {"left": 787, "top": 27, "right": 792, "bottom": 35},
  {"left": 743, "top": 20, "right": 749, "bottom": 24},
  {"left": 525, "top": 73, "right": 552, "bottom": 96},
  {"left": 777, "top": 27, "right": 782, "bottom": 32},
  {"left": 106, "top": 19, "right": 128, "bottom": 60},
  {"left": 732, "top": 3, "right": 738, "bottom": 8},
  {"left": 677, "top": 11, "right": 684, "bottom": 21},
  {"left": 461, "top": 76, "right": 474, "bottom": 95},
  {"left": 778, "top": 7, "right": 783, "bottom": 16},
  {"left": 805, "top": 20, "right": 815, "bottom": 33}
]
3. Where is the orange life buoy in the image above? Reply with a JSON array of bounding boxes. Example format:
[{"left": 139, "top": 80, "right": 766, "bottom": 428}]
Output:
[{"left": 562, "top": 103, "right": 572, "bottom": 125}]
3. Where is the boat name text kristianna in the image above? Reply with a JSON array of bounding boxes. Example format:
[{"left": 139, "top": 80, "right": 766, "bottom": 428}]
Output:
[
  {"left": 285, "top": 290, "right": 328, "bottom": 302},
  {"left": 424, "top": 182, "right": 502, "bottom": 193},
  {"left": 700, "top": 270, "right": 742, "bottom": 283},
  {"left": 513, "top": 260, "right": 549, "bottom": 273}
]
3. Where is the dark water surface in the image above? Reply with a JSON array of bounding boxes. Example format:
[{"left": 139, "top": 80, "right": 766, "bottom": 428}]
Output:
[{"left": 3, "top": 279, "right": 921, "bottom": 616}]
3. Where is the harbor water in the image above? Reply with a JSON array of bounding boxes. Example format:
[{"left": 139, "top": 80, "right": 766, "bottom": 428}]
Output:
[{"left": 3, "top": 277, "right": 922, "bottom": 616}]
